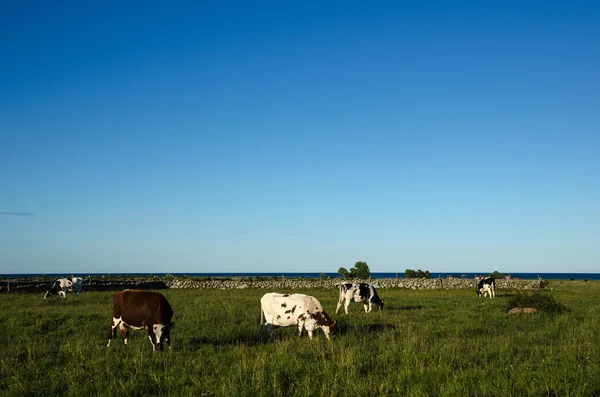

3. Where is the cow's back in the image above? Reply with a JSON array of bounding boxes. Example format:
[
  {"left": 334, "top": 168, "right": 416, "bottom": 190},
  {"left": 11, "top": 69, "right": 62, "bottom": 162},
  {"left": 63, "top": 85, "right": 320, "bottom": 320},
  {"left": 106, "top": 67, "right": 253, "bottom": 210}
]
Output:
[
  {"left": 478, "top": 277, "right": 495, "bottom": 288},
  {"left": 112, "top": 290, "right": 173, "bottom": 327},
  {"left": 261, "top": 293, "right": 323, "bottom": 323}
]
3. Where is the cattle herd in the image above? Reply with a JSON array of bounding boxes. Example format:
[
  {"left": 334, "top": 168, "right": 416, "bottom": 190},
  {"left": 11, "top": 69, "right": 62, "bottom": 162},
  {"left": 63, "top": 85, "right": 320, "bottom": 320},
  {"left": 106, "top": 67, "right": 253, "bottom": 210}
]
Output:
[{"left": 42, "top": 277, "right": 496, "bottom": 350}]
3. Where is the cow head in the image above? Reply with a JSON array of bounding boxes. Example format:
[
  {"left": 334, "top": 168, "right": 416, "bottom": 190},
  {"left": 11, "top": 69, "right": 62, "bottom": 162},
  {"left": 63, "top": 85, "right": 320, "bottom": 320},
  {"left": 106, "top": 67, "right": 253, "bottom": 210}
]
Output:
[
  {"left": 144, "top": 322, "right": 175, "bottom": 351},
  {"left": 477, "top": 285, "right": 490, "bottom": 298},
  {"left": 324, "top": 321, "right": 337, "bottom": 339},
  {"left": 43, "top": 280, "right": 62, "bottom": 299},
  {"left": 314, "top": 313, "right": 336, "bottom": 340}
]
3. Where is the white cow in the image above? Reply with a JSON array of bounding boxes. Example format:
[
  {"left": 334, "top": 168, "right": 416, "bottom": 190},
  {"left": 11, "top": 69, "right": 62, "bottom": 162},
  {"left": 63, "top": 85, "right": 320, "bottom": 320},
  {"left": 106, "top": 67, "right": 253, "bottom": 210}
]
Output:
[
  {"left": 44, "top": 277, "right": 83, "bottom": 299},
  {"left": 260, "top": 293, "right": 336, "bottom": 340}
]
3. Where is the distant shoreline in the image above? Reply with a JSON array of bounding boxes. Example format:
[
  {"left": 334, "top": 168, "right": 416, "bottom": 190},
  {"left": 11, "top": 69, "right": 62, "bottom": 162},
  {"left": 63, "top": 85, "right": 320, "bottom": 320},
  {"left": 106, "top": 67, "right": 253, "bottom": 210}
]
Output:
[{"left": 2, "top": 272, "right": 599, "bottom": 280}]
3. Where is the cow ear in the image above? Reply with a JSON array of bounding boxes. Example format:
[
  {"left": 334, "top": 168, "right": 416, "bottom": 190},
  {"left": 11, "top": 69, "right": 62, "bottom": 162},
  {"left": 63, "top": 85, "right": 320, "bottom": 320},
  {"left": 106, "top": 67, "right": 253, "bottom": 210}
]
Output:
[{"left": 168, "top": 322, "right": 175, "bottom": 329}]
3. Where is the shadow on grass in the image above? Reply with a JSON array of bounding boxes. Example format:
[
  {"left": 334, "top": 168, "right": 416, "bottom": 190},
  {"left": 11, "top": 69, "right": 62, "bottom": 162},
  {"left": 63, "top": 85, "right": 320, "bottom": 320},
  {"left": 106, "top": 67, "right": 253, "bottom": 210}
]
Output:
[
  {"left": 188, "top": 333, "right": 269, "bottom": 348},
  {"left": 188, "top": 326, "right": 324, "bottom": 348},
  {"left": 384, "top": 305, "right": 424, "bottom": 311},
  {"left": 334, "top": 322, "right": 396, "bottom": 336}
]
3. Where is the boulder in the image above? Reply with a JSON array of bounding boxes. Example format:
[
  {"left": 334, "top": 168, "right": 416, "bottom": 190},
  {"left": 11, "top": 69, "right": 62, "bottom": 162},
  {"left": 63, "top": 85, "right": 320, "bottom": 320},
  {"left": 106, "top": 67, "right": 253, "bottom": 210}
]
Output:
[{"left": 508, "top": 307, "right": 537, "bottom": 315}]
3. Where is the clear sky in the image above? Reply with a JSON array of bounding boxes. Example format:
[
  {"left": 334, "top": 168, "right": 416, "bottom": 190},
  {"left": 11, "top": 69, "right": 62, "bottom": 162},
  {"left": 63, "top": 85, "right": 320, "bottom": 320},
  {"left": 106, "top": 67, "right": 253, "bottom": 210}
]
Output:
[{"left": 2, "top": 1, "right": 599, "bottom": 275}]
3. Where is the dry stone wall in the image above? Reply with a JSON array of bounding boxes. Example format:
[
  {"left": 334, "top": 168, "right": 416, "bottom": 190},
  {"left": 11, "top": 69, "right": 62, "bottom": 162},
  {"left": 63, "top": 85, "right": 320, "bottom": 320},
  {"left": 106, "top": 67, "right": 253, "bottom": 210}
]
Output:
[
  {"left": 166, "top": 277, "right": 542, "bottom": 290},
  {"left": 0, "top": 276, "right": 543, "bottom": 294}
]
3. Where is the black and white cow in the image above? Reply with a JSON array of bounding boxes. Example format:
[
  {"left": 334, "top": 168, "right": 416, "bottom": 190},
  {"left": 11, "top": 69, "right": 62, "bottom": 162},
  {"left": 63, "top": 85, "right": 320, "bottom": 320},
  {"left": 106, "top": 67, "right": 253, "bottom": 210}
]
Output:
[
  {"left": 476, "top": 277, "right": 495, "bottom": 298},
  {"left": 260, "top": 293, "right": 336, "bottom": 340},
  {"left": 336, "top": 282, "right": 384, "bottom": 314},
  {"left": 43, "top": 277, "right": 83, "bottom": 299}
]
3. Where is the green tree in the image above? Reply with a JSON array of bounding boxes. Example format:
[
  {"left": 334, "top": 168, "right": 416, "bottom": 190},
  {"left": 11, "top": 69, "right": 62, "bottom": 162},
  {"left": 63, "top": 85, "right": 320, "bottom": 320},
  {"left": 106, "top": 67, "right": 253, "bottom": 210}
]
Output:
[
  {"left": 338, "top": 267, "right": 350, "bottom": 278},
  {"left": 350, "top": 261, "right": 371, "bottom": 279},
  {"left": 489, "top": 270, "right": 505, "bottom": 279},
  {"left": 404, "top": 269, "right": 431, "bottom": 279}
]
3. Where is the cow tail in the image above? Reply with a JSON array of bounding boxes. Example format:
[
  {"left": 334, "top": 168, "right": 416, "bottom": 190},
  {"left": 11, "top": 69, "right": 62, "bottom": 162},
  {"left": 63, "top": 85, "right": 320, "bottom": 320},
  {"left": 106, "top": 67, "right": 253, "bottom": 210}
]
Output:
[{"left": 260, "top": 307, "right": 264, "bottom": 325}]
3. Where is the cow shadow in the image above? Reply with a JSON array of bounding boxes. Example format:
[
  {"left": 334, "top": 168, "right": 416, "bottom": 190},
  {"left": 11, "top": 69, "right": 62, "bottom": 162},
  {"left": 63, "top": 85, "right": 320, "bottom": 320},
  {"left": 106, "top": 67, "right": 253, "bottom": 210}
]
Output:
[
  {"left": 383, "top": 305, "right": 424, "bottom": 311},
  {"left": 188, "top": 336, "right": 261, "bottom": 349},
  {"left": 188, "top": 327, "right": 306, "bottom": 348},
  {"left": 333, "top": 321, "right": 396, "bottom": 336}
]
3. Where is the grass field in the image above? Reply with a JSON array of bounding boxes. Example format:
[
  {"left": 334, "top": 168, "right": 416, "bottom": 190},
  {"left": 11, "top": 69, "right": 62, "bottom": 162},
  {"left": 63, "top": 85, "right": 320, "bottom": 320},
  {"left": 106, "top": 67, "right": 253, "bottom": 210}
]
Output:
[{"left": 1, "top": 281, "right": 599, "bottom": 396}]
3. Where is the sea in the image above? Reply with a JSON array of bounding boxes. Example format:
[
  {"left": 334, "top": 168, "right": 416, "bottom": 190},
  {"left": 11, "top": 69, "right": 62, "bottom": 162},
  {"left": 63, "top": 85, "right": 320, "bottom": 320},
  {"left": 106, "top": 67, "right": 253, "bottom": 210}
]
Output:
[{"left": 2, "top": 272, "right": 600, "bottom": 280}]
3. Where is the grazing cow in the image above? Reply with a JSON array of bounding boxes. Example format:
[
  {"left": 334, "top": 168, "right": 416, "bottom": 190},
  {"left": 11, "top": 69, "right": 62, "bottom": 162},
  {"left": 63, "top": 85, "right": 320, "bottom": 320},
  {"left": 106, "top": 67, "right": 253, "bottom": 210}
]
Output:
[
  {"left": 260, "top": 293, "right": 336, "bottom": 340},
  {"left": 43, "top": 277, "right": 83, "bottom": 299},
  {"left": 107, "top": 290, "right": 175, "bottom": 351},
  {"left": 336, "top": 283, "right": 384, "bottom": 314},
  {"left": 477, "top": 277, "right": 496, "bottom": 298}
]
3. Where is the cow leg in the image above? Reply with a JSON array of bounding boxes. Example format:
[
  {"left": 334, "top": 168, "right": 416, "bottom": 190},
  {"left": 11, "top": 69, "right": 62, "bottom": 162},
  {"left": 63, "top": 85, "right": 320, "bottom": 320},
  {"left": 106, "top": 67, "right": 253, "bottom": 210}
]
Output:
[
  {"left": 148, "top": 335, "right": 157, "bottom": 351},
  {"left": 363, "top": 303, "right": 369, "bottom": 313},
  {"left": 307, "top": 329, "right": 314, "bottom": 340},
  {"left": 146, "top": 328, "right": 158, "bottom": 351},
  {"left": 147, "top": 331, "right": 157, "bottom": 351},
  {"left": 59, "top": 291, "right": 66, "bottom": 298},
  {"left": 297, "top": 321, "right": 305, "bottom": 337},
  {"left": 335, "top": 299, "right": 343, "bottom": 314},
  {"left": 107, "top": 317, "right": 121, "bottom": 347},
  {"left": 263, "top": 322, "right": 274, "bottom": 339},
  {"left": 119, "top": 324, "right": 130, "bottom": 345},
  {"left": 344, "top": 300, "right": 350, "bottom": 315}
]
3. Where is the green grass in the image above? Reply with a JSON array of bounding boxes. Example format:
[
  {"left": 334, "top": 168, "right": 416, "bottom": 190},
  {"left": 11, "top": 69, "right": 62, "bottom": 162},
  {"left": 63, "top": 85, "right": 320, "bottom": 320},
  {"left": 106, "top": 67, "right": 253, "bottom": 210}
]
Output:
[{"left": 1, "top": 281, "right": 600, "bottom": 396}]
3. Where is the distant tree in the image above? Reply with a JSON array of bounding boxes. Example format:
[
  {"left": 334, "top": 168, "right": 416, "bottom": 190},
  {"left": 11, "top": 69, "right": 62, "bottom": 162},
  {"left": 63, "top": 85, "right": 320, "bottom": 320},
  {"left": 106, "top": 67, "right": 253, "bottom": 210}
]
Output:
[
  {"left": 404, "top": 269, "right": 431, "bottom": 279},
  {"left": 489, "top": 270, "right": 505, "bottom": 279},
  {"left": 350, "top": 261, "right": 371, "bottom": 279},
  {"left": 338, "top": 267, "right": 350, "bottom": 278}
]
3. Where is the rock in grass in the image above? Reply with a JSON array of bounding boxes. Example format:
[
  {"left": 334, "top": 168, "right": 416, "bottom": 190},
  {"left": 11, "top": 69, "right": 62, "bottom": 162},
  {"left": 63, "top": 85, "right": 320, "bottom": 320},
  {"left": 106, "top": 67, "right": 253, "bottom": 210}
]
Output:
[{"left": 507, "top": 307, "right": 537, "bottom": 315}]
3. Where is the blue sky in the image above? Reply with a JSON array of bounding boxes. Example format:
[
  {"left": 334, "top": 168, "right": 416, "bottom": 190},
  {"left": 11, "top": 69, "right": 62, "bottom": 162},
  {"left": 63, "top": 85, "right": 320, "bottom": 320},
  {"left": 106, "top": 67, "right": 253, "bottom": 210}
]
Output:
[{"left": 2, "top": 1, "right": 599, "bottom": 274}]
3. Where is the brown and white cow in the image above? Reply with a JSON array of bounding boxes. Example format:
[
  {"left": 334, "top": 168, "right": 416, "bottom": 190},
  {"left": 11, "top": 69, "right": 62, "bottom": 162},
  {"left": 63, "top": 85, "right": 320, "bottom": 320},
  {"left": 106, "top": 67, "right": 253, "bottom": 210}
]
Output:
[
  {"left": 107, "top": 290, "right": 175, "bottom": 351},
  {"left": 43, "top": 277, "right": 83, "bottom": 299},
  {"left": 260, "top": 293, "right": 336, "bottom": 340}
]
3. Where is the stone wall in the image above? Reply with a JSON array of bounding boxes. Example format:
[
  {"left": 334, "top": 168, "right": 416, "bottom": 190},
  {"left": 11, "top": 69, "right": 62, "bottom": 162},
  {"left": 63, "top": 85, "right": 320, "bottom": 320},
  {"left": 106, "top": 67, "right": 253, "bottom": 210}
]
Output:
[
  {"left": 0, "top": 276, "right": 543, "bottom": 294},
  {"left": 0, "top": 277, "right": 168, "bottom": 294},
  {"left": 166, "top": 277, "right": 544, "bottom": 290}
]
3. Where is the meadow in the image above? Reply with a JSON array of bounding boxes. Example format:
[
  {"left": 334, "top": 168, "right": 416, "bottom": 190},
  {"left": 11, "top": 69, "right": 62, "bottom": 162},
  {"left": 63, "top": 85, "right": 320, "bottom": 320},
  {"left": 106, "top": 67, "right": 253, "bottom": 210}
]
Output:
[{"left": 1, "top": 281, "right": 599, "bottom": 396}]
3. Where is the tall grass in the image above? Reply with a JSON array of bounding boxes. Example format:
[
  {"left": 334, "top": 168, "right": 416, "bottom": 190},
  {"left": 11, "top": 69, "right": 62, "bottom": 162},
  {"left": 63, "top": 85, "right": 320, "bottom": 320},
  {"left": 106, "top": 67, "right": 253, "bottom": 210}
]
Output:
[{"left": 1, "top": 282, "right": 599, "bottom": 396}]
